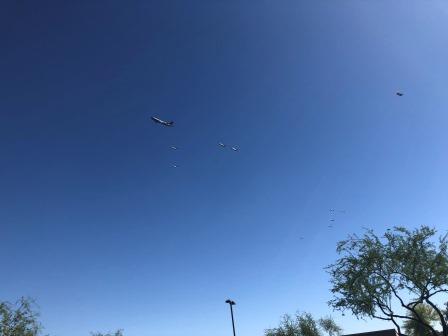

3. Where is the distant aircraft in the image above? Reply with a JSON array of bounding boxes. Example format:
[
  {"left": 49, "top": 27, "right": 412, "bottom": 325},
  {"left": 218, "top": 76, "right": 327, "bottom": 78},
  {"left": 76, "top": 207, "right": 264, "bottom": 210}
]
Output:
[
  {"left": 396, "top": 92, "right": 404, "bottom": 97},
  {"left": 151, "top": 116, "right": 174, "bottom": 127},
  {"left": 172, "top": 163, "right": 179, "bottom": 168},
  {"left": 330, "top": 219, "right": 335, "bottom": 222},
  {"left": 170, "top": 146, "right": 178, "bottom": 150},
  {"left": 218, "top": 142, "right": 226, "bottom": 148},
  {"left": 231, "top": 146, "right": 239, "bottom": 151}
]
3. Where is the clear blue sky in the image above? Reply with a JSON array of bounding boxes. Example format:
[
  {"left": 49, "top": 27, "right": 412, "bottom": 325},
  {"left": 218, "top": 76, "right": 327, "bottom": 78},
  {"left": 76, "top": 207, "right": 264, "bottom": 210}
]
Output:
[{"left": 1, "top": 1, "right": 448, "bottom": 336}]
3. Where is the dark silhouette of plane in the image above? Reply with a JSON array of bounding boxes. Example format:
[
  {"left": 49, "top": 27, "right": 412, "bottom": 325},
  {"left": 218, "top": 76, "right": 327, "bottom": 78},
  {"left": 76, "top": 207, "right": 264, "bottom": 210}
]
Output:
[
  {"left": 396, "top": 92, "right": 404, "bottom": 97},
  {"left": 151, "top": 116, "right": 174, "bottom": 127}
]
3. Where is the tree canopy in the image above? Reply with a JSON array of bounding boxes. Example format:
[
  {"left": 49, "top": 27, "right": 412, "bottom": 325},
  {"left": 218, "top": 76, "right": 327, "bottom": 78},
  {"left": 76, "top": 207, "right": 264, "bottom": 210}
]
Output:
[
  {"left": 91, "top": 330, "right": 124, "bottom": 336},
  {"left": 0, "top": 297, "right": 127, "bottom": 336},
  {"left": 265, "top": 312, "right": 342, "bottom": 336},
  {"left": 327, "top": 226, "right": 448, "bottom": 336},
  {"left": 0, "top": 297, "right": 43, "bottom": 336},
  {"left": 403, "top": 303, "right": 439, "bottom": 336}
]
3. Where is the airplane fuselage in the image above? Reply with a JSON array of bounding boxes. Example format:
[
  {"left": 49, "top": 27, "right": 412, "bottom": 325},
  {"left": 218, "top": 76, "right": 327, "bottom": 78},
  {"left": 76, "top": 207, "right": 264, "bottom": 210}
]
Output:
[{"left": 151, "top": 116, "right": 174, "bottom": 126}]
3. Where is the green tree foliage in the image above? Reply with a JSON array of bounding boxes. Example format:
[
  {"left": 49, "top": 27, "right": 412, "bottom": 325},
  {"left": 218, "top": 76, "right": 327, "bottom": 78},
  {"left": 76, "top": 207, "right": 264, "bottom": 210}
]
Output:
[
  {"left": 403, "top": 304, "right": 439, "bottom": 336},
  {"left": 0, "top": 297, "right": 43, "bottom": 336},
  {"left": 265, "top": 312, "right": 341, "bottom": 336},
  {"left": 327, "top": 226, "right": 448, "bottom": 336},
  {"left": 91, "top": 330, "right": 124, "bottom": 336},
  {"left": 318, "top": 317, "right": 343, "bottom": 336},
  {"left": 0, "top": 297, "right": 125, "bottom": 336}
]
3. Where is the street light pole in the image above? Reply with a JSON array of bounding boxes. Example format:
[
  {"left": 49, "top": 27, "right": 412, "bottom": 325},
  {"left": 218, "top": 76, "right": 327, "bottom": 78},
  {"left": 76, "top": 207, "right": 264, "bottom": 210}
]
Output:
[{"left": 225, "top": 299, "right": 236, "bottom": 336}]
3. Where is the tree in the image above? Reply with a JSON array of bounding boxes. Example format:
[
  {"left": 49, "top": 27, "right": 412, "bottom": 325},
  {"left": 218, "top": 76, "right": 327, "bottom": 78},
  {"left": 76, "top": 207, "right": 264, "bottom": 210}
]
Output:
[
  {"left": 265, "top": 312, "right": 342, "bottom": 336},
  {"left": 403, "top": 304, "right": 439, "bottom": 336},
  {"left": 0, "top": 297, "right": 43, "bottom": 336},
  {"left": 91, "top": 330, "right": 123, "bottom": 336},
  {"left": 327, "top": 226, "right": 448, "bottom": 336},
  {"left": 318, "top": 317, "right": 342, "bottom": 336}
]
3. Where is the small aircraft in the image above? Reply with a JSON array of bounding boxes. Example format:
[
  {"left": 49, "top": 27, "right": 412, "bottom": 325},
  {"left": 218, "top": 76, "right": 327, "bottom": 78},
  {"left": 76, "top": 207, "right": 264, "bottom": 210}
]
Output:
[
  {"left": 396, "top": 92, "right": 404, "bottom": 97},
  {"left": 170, "top": 146, "right": 178, "bottom": 150},
  {"left": 231, "top": 146, "right": 239, "bottom": 152},
  {"left": 151, "top": 116, "right": 174, "bottom": 127},
  {"left": 218, "top": 142, "right": 226, "bottom": 148},
  {"left": 172, "top": 163, "right": 179, "bottom": 168}
]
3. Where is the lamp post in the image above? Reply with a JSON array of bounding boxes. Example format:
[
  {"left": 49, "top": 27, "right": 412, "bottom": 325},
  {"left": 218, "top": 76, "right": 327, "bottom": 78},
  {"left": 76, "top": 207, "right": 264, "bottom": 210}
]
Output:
[{"left": 225, "top": 299, "right": 236, "bottom": 336}]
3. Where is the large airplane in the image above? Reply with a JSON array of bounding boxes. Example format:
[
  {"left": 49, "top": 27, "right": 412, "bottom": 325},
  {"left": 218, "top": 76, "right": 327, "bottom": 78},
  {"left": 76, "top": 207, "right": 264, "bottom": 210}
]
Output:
[{"left": 151, "top": 116, "right": 174, "bottom": 127}]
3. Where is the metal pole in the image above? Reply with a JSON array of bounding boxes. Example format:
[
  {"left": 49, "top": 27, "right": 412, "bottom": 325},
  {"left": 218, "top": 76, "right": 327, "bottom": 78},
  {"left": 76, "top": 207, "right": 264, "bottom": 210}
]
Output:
[
  {"left": 230, "top": 303, "right": 236, "bottom": 336},
  {"left": 225, "top": 300, "right": 236, "bottom": 336}
]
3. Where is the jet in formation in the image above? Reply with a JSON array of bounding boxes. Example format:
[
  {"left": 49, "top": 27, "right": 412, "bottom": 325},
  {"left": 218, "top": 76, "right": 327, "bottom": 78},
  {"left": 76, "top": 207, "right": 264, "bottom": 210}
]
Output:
[
  {"left": 218, "top": 141, "right": 239, "bottom": 152},
  {"left": 151, "top": 116, "right": 174, "bottom": 127},
  {"left": 396, "top": 92, "right": 404, "bottom": 97},
  {"left": 218, "top": 142, "right": 239, "bottom": 151}
]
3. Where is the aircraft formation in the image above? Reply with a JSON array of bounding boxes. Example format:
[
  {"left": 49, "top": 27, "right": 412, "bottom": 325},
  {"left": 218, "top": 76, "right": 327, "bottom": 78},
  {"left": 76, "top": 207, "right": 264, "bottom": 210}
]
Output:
[
  {"left": 218, "top": 141, "right": 239, "bottom": 152},
  {"left": 151, "top": 116, "right": 239, "bottom": 168},
  {"left": 328, "top": 209, "right": 346, "bottom": 227}
]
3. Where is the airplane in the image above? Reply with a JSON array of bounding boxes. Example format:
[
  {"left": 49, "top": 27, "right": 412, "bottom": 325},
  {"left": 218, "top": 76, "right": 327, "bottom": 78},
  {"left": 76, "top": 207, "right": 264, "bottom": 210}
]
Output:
[
  {"left": 218, "top": 142, "right": 226, "bottom": 148},
  {"left": 170, "top": 146, "right": 178, "bottom": 150},
  {"left": 151, "top": 116, "right": 174, "bottom": 127},
  {"left": 231, "top": 146, "right": 239, "bottom": 151},
  {"left": 396, "top": 92, "right": 404, "bottom": 97},
  {"left": 172, "top": 163, "right": 179, "bottom": 168}
]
